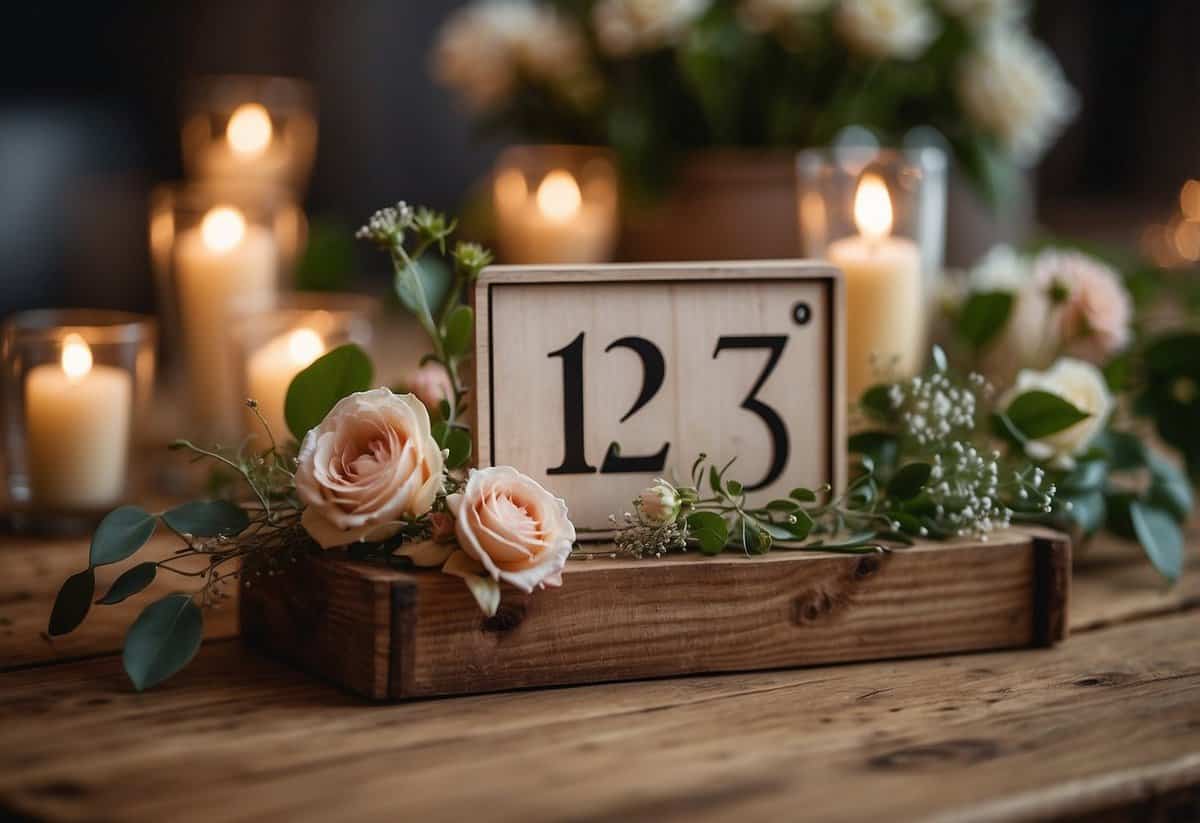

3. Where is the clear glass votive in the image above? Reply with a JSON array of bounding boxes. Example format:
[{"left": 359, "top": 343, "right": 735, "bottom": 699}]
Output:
[
  {"left": 492, "top": 145, "right": 619, "bottom": 264},
  {"left": 2, "top": 310, "right": 156, "bottom": 530},
  {"left": 796, "top": 146, "right": 947, "bottom": 400},
  {"left": 231, "top": 293, "right": 380, "bottom": 445},
  {"left": 150, "top": 181, "right": 299, "bottom": 444},
  {"left": 181, "top": 75, "right": 318, "bottom": 193}
]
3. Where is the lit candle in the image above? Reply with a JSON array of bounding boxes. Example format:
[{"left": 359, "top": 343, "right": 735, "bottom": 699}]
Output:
[
  {"left": 196, "top": 102, "right": 291, "bottom": 184},
  {"left": 827, "top": 173, "right": 924, "bottom": 400},
  {"left": 175, "top": 206, "right": 278, "bottom": 439},
  {"left": 25, "top": 335, "right": 133, "bottom": 509},
  {"left": 245, "top": 327, "right": 325, "bottom": 441},
  {"left": 494, "top": 168, "right": 617, "bottom": 263}
]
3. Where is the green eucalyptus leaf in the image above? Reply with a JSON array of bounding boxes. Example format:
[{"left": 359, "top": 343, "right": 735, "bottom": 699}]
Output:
[
  {"left": 958, "top": 291, "right": 1014, "bottom": 349},
  {"left": 1129, "top": 502, "right": 1184, "bottom": 583},
  {"left": 789, "top": 487, "right": 817, "bottom": 502},
  {"left": 687, "top": 511, "right": 729, "bottom": 555},
  {"left": 96, "top": 562, "right": 157, "bottom": 605},
  {"left": 443, "top": 427, "right": 473, "bottom": 470},
  {"left": 443, "top": 305, "right": 474, "bottom": 358},
  {"left": 285, "top": 344, "right": 373, "bottom": 441},
  {"left": 765, "top": 499, "right": 800, "bottom": 512},
  {"left": 1060, "top": 459, "right": 1108, "bottom": 494},
  {"left": 1004, "top": 390, "right": 1090, "bottom": 440},
  {"left": 90, "top": 506, "right": 157, "bottom": 568},
  {"left": 431, "top": 420, "right": 450, "bottom": 447},
  {"left": 726, "top": 480, "right": 743, "bottom": 497},
  {"left": 810, "top": 531, "right": 881, "bottom": 551},
  {"left": 395, "top": 258, "right": 437, "bottom": 331},
  {"left": 887, "top": 463, "right": 933, "bottom": 501},
  {"left": 122, "top": 594, "right": 204, "bottom": 691},
  {"left": 48, "top": 568, "right": 95, "bottom": 636},
  {"left": 1094, "top": 429, "right": 1144, "bottom": 470},
  {"left": 162, "top": 501, "right": 249, "bottom": 538},
  {"left": 1147, "top": 451, "right": 1193, "bottom": 521},
  {"left": 738, "top": 518, "right": 772, "bottom": 555}
]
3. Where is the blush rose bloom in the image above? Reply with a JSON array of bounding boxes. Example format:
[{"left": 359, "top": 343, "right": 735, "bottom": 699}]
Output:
[
  {"left": 446, "top": 466, "right": 575, "bottom": 592},
  {"left": 407, "top": 363, "right": 455, "bottom": 414},
  {"left": 296, "top": 388, "right": 444, "bottom": 549},
  {"left": 1033, "top": 250, "right": 1133, "bottom": 364}
]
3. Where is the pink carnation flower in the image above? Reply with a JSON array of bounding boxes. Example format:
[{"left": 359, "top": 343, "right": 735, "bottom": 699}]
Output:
[{"left": 1032, "top": 250, "right": 1132, "bottom": 363}]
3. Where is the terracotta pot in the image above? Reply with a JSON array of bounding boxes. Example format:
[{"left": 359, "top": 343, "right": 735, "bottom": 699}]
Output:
[{"left": 619, "top": 150, "right": 799, "bottom": 262}]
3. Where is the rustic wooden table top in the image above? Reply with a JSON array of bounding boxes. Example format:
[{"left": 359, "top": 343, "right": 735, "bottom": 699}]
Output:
[{"left": 1, "top": 529, "right": 1197, "bottom": 822}]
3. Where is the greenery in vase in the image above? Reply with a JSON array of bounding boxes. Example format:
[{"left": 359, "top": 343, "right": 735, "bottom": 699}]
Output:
[{"left": 432, "top": 0, "right": 1076, "bottom": 202}]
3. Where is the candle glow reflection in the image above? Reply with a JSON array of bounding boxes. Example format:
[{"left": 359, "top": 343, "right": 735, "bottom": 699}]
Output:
[
  {"left": 61, "top": 334, "right": 93, "bottom": 381},
  {"left": 227, "top": 103, "right": 273, "bottom": 157},
  {"left": 853, "top": 173, "right": 893, "bottom": 241}
]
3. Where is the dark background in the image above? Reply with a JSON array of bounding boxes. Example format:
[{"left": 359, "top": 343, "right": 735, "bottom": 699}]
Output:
[{"left": 1, "top": 0, "right": 1196, "bottom": 316}]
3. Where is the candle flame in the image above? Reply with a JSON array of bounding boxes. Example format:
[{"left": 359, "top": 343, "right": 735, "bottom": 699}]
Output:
[
  {"left": 61, "top": 334, "right": 93, "bottom": 381},
  {"left": 201, "top": 206, "right": 246, "bottom": 252},
  {"left": 853, "top": 173, "right": 893, "bottom": 242},
  {"left": 227, "top": 103, "right": 273, "bottom": 157},
  {"left": 536, "top": 170, "right": 582, "bottom": 223},
  {"left": 287, "top": 328, "right": 325, "bottom": 366}
]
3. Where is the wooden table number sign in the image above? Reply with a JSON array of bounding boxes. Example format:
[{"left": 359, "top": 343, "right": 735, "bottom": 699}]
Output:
[
  {"left": 242, "top": 260, "right": 1069, "bottom": 701},
  {"left": 471, "top": 261, "right": 847, "bottom": 530}
]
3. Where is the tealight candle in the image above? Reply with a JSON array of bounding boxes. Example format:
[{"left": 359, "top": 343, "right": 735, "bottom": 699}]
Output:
[
  {"left": 197, "top": 102, "right": 291, "bottom": 185},
  {"left": 245, "top": 327, "right": 326, "bottom": 440},
  {"left": 175, "top": 205, "right": 278, "bottom": 439},
  {"left": 492, "top": 148, "right": 619, "bottom": 264},
  {"left": 25, "top": 335, "right": 133, "bottom": 509},
  {"left": 827, "top": 173, "right": 924, "bottom": 399}
]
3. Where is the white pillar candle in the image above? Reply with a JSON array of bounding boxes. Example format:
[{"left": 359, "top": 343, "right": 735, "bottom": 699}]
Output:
[
  {"left": 494, "top": 168, "right": 616, "bottom": 264},
  {"left": 827, "top": 173, "right": 925, "bottom": 400},
  {"left": 245, "top": 327, "right": 325, "bottom": 442},
  {"left": 25, "top": 334, "right": 133, "bottom": 509},
  {"left": 175, "top": 205, "right": 278, "bottom": 440}
]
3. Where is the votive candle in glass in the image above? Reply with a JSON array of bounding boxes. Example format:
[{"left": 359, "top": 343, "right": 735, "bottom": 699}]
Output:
[
  {"left": 2, "top": 310, "right": 155, "bottom": 528},
  {"left": 151, "top": 182, "right": 297, "bottom": 442},
  {"left": 232, "top": 294, "right": 379, "bottom": 444},
  {"left": 492, "top": 145, "right": 619, "bottom": 264},
  {"left": 797, "top": 147, "right": 945, "bottom": 399},
  {"left": 181, "top": 75, "right": 318, "bottom": 193}
]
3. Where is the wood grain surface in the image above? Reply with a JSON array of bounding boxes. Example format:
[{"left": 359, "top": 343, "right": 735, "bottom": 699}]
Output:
[
  {"left": 0, "top": 528, "right": 1196, "bottom": 822},
  {"left": 241, "top": 528, "right": 1068, "bottom": 699},
  {"left": 0, "top": 610, "right": 1196, "bottom": 822}
]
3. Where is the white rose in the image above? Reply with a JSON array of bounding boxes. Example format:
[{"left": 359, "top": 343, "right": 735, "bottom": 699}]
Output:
[
  {"left": 446, "top": 466, "right": 576, "bottom": 593},
  {"left": 637, "top": 482, "right": 681, "bottom": 526},
  {"left": 835, "top": 0, "right": 941, "bottom": 60},
  {"left": 940, "top": 0, "right": 1026, "bottom": 30},
  {"left": 433, "top": 1, "right": 594, "bottom": 110},
  {"left": 967, "top": 244, "right": 1027, "bottom": 293},
  {"left": 1000, "top": 358, "right": 1113, "bottom": 468},
  {"left": 966, "top": 245, "right": 1057, "bottom": 384},
  {"left": 592, "top": 0, "right": 711, "bottom": 57},
  {"left": 296, "top": 389, "right": 444, "bottom": 549},
  {"left": 957, "top": 29, "right": 1077, "bottom": 164}
]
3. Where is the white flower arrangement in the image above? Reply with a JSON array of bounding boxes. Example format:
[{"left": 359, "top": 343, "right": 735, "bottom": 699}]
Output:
[{"left": 432, "top": 0, "right": 1077, "bottom": 200}]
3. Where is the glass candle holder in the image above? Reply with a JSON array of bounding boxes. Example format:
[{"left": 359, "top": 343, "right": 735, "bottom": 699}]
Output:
[
  {"left": 3, "top": 310, "right": 155, "bottom": 530},
  {"left": 181, "top": 75, "right": 318, "bottom": 192},
  {"left": 150, "top": 181, "right": 298, "bottom": 443},
  {"left": 231, "top": 293, "right": 380, "bottom": 444},
  {"left": 492, "top": 145, "right": 619, "bottom": 264},
  {"left": 796, "top": 146, "right": 947, "bottom": 399}
]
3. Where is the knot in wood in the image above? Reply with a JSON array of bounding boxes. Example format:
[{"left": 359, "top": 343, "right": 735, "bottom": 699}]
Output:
[
  {"left": 868, "top": 738, "right": 1001, "bottom": 771},
  {"left": 482, "top": 603, "right": 526, "bottom": 633}
]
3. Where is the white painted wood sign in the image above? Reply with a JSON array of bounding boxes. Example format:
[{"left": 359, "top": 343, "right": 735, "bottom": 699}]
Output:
[{"left": 471, "top": 261, "right": 846, "bottom": 532}]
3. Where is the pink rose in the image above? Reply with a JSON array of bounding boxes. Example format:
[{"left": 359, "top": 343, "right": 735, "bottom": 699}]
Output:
[
  {"left": 407, "top": 363, "right": 455, "bottom": 414},
  {"left": 296, "top": 388, "right": 444, "bottom": 548},
  {"left": 445, "top": 466, "right": 575, "bottom": 592},
  {"left": 1033, "top": 250, "right": 1132, "bottom": 363}
]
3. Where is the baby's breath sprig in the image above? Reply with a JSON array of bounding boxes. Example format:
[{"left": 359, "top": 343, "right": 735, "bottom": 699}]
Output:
[{"left": 602, "top": 348, "right": 1058, "bottom": 558}]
